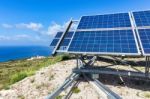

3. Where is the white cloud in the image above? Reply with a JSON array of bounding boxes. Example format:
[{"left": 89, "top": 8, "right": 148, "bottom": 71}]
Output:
[
  {"left": 0, "top": 35, "right": 10, "bottom": 40},
  {"left": 1, "top": 21, "right": 78, "bottom": 37},
  {"left": 0, "top": 34, "right": 31, "bottom": 41},
  {"left": 14, "top": 34, "right": 31, "bottom": 40},
  {"left": 0, "top": 34, "right": 47, "bottom": 41},
  {"left": 16, "top": 22, "right": 43, "bottom": 31},
  {"left": 1, "top": 24, "right": 13, "bottom": 29},
  {"left": 47, "top": 22, "right": 63, "bottom": 36},
  {"left": 47, "top": 21, "right": 77, "bottom": 36}
]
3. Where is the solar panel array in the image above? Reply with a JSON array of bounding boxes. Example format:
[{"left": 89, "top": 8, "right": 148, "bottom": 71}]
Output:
[
  {"left": 67, "top": 12, "right": 140, "bottom": 55},
  {"left": 50, "top": 10, "right": 150, "bottom": 56},
  {"left": 50, "top": 31, "right": 74, "bottom": 47}
]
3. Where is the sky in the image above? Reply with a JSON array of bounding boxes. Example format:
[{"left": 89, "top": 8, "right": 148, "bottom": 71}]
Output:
[{"left": 0, "top": 0, "right": 150, "bottom": 46}]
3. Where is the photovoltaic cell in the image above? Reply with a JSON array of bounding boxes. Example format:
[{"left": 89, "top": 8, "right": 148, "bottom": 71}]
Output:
[
  {"left": 68, "top": 30, "right": 139, "bottom": 55},
  {"left": 138, "top": 29, "right": 150, "bottom": 55},
  {"left": 78, "top": 13, "right": 131, "bottom": 29},
  {"left": 133, "top": 10, "right": 150, "bottom": 27}
]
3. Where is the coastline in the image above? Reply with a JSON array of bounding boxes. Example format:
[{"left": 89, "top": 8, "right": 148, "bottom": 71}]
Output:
[
  {"left": 0, "top": 46, "right": 52, "bottom": 62},
  {"left": 0, "top": 55, "right": 66, "bottom": 90}
]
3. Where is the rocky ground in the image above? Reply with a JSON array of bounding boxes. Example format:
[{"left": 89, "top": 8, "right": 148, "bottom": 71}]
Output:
[{"left": 0, "top": 57, "right": 150, "bottom": 99}]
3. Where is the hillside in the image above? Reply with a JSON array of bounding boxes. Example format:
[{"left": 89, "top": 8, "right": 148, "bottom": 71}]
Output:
[{"left": 0, "top": 57, "right": 150, "bottom": 99}]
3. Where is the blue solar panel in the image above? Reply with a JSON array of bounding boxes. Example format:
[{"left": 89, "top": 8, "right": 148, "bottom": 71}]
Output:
[
  {"left": 50, "top": 39, "right": 59, "bottom": 46},
  {"left": 138, "top": 29, "right": 150, "bottom": 55},
  {"left": 68, "top": 30, "right": 139, "bottom": 55},
  {"left": 55, "top": 32, "right": 63, "bottom": 38},
  {"left": 65, "top": 32, "right": 74, "bottom": 38},
  {"left": 60, "top": 39, "right": 71, "bottom": 46},
  {"left": 77, "top": 13, "right": 131, "bottom": 29},
  {"left": 133, "top": 10, "right": 150, "bottom": 27},
  {"left": 50, "top": 31, "right": 74, "bottom": 47}
]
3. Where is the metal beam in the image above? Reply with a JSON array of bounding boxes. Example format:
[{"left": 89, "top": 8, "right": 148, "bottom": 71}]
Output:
[
  {"left": 46, "top": 73, "right": 80, "bottom": 99},
  {"left": 86, "top": 56, "right": 97, "bottom": 66},
  {"left": 64, "top": 81, "right": 80, "bottom": 99},
  {"left": 73, "top": 67, "right": 150, "bottom": 78},
  {"left": 52, "top": 19, "right": 73, "bottom": 55},
  {"left": 145, "top": 56, "right": 150, "bottom": 77},
  {"left": 83, "top": 74, "right": 122, "bottom": 99}
]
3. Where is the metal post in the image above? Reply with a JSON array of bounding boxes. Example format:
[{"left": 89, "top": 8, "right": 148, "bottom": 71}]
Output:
[
  {"left": 145, "top": 56, "right": 150, "bottom": 77},
  {"left": 76, "top": 55, "right": 79, "bottom": 68}
]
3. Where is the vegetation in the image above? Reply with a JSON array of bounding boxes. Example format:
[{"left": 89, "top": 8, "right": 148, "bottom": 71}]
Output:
[
  {"left": 0, "top": 54, "right": 71, "bottom": 90},
  {"left": 55, "top": 95, "right": 63, "bottom": 99},
  {"left": 143, "top": 92, "right": 150, "bottom": 98},
  {"left": 71, "top": 87, "right": 81, "bottom": 94}
]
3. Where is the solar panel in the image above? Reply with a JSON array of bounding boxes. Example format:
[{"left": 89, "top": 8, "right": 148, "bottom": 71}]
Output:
[
  {"left": 50, "top": 31, "right": 74, "bottom": 47},
  {"left": 60, "top": 39, "right": 71, "bottom": 46},
  {"left": 50, "top": 39, "right": 59, "bottom": 46},
  {"left": 55, "top": 32, "right": 63, "bottom": 38},
  {"left": 68, "top": 30, "right": 140, "bottom": 55},
  {"left": 137, "top": 29, "right": 150, "bottom": 55},
  {"left": 133, "top": 10, "right": 150, "bottom": 27},
  {"left": 77, "top": 13, "right": 131, "bottom": 29}
]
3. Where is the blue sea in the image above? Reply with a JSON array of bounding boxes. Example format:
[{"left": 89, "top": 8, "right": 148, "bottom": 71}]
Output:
[{"left": 0, "top": 46, "right": 52, "bottom": 62}]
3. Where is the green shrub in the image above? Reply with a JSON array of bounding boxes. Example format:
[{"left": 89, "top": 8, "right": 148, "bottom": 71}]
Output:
[
  {"left": 4, "top": 85, "right": 10, "bottom": 90},
  {"left": 10, "top": 72, "right": 27, "bottom": 84},
  {"left": 62, "top": 54, "right": 70, "bottom": 60},
  {"left": 56, "top": 95, "right": 63, "bottom": 99},
  {"left": 71, "top": 87, "right": 81, "bottom": 94},
  {"left": 18, "top": 95, "right": 25, "bottom": 99},
  {"left": 144, "top": 92, "right": 150, "bottom": 98}
]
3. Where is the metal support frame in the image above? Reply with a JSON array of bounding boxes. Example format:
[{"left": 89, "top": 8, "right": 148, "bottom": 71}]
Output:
[
  {"left": 64, "top": 81, "right": 80, "bottom": 99},
  {"left": 46, "top": 55, "right": 123, "bottom": 99},
  {"left": 73, "top": 55, "right": 150, "bottom": 78},
  {"left": 46, "top": 73, "right": 79, "bottom": 99},
  {"left": 78, "top": 55, "right": 97, "bottom": 66},
  {"left": 145, "top": 56, "right": 150, "bottom": 77},
  {"left": 83, "top": 74, "right": 122, "bottom": 99}
]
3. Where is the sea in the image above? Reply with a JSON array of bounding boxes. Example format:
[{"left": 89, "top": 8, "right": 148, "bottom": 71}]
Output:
[{"left": 0, "top": 46, "right": 52, "bottom": 62}]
